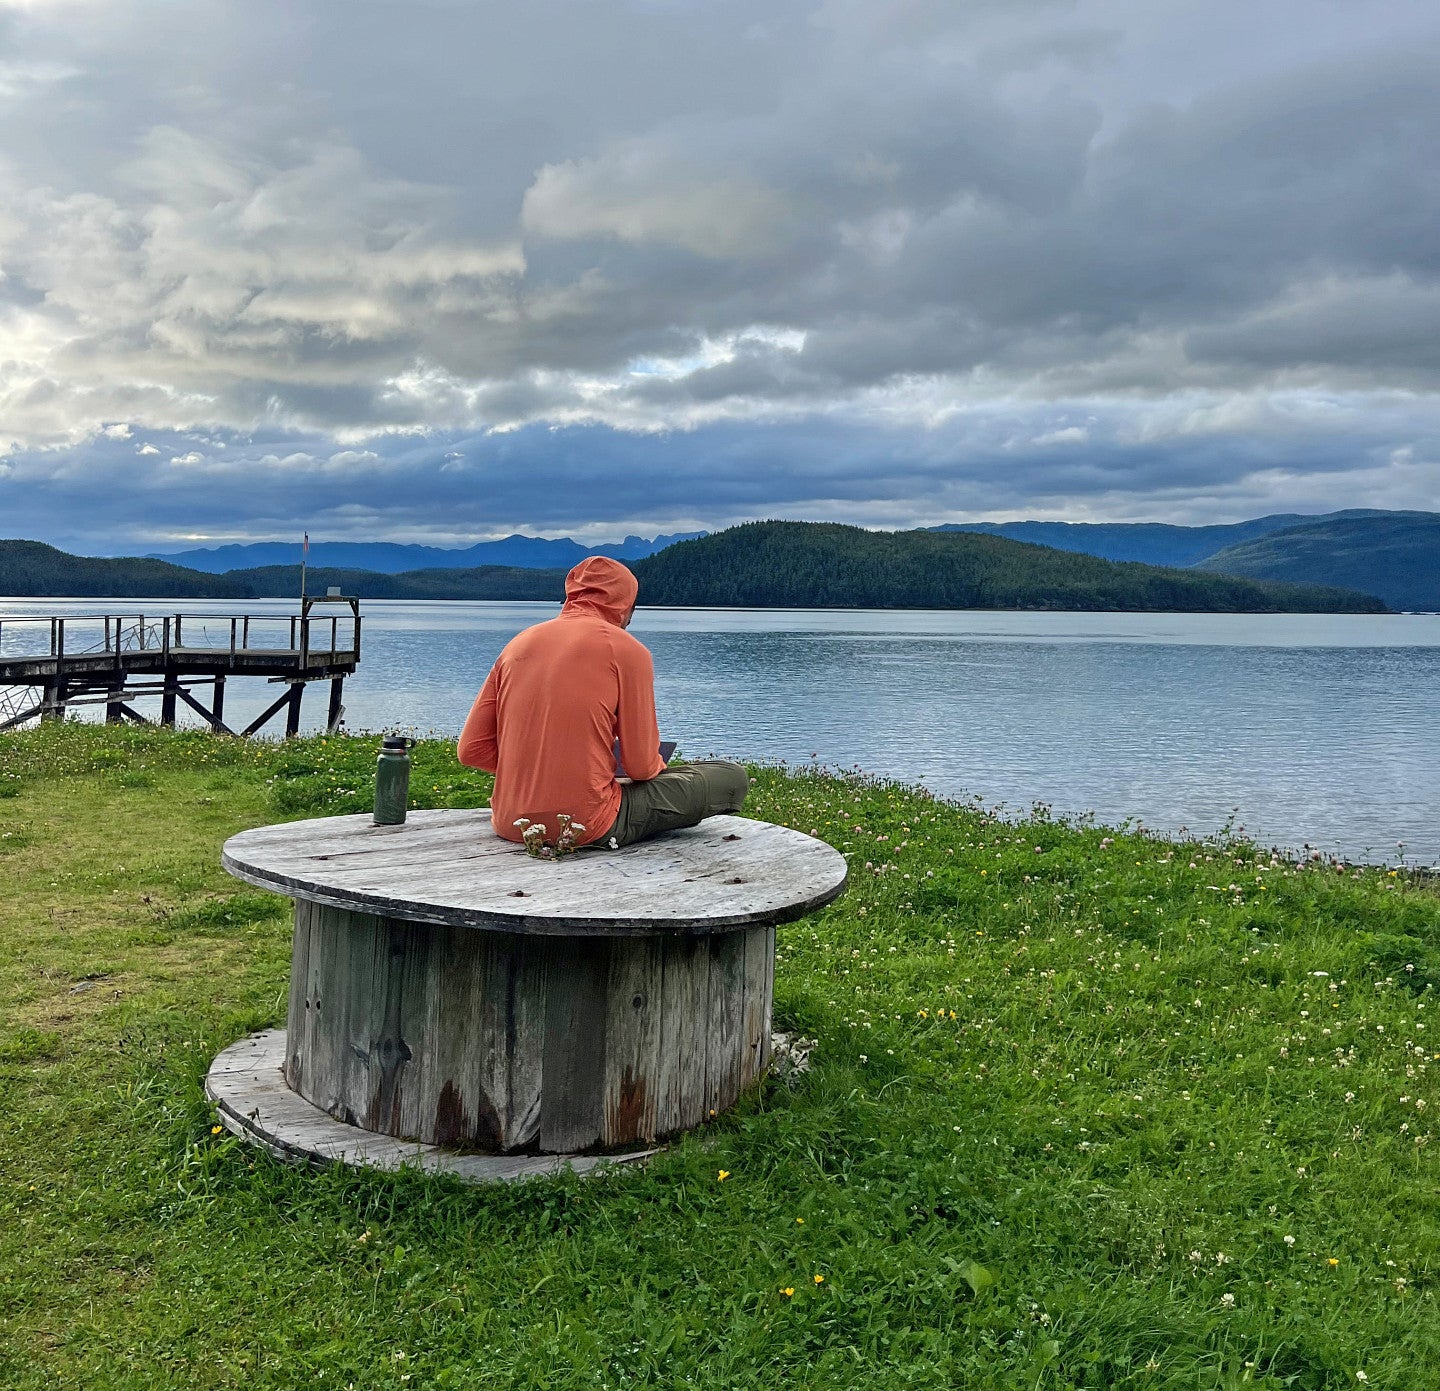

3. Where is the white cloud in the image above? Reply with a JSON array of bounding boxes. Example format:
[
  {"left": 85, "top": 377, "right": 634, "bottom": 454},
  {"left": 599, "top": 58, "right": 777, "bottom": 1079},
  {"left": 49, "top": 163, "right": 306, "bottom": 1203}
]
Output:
[
  {"left": 1032, "top": 425, "right": 1089, "bottom": 446},
  {"left": 523, "top": 146, "right": 801, "bottom": 258}
]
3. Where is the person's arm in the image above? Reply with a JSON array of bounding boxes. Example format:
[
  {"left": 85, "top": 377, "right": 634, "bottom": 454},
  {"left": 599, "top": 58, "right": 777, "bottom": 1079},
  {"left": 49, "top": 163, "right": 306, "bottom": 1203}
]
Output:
[
  {"left": 457, "top": 664, "right": 501, "bottom": 772},
  {"left": 614, "top": 643, "right": 666, "bottom": 782}
]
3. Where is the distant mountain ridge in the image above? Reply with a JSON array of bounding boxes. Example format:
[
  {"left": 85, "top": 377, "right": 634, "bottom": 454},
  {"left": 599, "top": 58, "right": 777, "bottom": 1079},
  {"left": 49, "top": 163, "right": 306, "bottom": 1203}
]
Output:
[
  {"left": 2, "top": 528, "right": 1385, "bottom": 611},
  {"left": 146, "top": 531, "right": 704, "bottom": 574},
  {"left": 931, "top": 508, "right": 1436, "bottom": 612},
  {"left": 228, "top": 564, "right": 565, "bottom": 602},
  {"left": 930, "top": 509, "right": 1410, "bottom": 568},
  {"left": 1194, "top": 514, "right": 1440, "bottom": 612}
]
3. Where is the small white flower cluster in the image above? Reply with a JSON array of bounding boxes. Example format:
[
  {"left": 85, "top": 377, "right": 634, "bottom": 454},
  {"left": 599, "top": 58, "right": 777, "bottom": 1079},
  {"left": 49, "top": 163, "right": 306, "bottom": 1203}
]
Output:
[{"left": 513, "top": 813, "right": 586, "bottom": 860}]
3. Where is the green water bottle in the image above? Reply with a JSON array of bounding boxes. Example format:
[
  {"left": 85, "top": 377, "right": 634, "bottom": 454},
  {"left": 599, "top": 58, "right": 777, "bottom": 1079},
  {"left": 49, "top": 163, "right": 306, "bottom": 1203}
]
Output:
[{"left": 373, "top": 735, "right": 415, "bottom": 825}]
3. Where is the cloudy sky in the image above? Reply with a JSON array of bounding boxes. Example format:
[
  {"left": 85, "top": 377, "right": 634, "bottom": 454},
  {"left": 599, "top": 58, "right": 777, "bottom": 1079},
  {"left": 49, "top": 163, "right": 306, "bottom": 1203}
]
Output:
[{"left": 2, "top": 0, "right": 1438, "bottom": 553}]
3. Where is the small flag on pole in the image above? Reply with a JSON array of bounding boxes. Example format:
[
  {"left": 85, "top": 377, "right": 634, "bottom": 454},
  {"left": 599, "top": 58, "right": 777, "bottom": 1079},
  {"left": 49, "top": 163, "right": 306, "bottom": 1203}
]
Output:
[{"left": 303, "top": 531, "right": 310, "bottom": 555}]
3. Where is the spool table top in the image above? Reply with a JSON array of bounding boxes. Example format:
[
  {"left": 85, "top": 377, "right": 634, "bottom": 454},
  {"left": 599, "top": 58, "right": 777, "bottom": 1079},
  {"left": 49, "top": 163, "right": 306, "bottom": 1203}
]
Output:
[{"left": 222, "top": 809, "right": 847, "bottom": 936}]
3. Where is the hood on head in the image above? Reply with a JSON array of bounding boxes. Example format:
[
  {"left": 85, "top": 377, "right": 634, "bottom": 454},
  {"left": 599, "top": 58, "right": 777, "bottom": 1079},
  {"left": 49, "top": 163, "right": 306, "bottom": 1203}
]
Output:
[{"left": 562, "top": 555, "right": 639, "bottom": 625}]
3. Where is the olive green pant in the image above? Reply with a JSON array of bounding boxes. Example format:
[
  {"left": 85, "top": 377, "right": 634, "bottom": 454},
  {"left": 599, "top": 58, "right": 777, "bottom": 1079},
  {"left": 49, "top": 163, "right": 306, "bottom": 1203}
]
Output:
[{"left": 598, "top": 760, "right": 750, "bottom": 849}]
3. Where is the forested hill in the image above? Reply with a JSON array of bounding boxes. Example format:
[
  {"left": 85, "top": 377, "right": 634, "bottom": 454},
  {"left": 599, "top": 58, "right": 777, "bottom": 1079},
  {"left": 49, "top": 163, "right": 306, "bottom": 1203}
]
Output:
[
  {"left": 630, "top": 522, "right": 1388, "bottom": 612},
  {"left": 0, "top": 541, "right": 250, "bottom": 598},
  {"left": 1193, "top": 514, "right": 1440, "bottom": 612}
]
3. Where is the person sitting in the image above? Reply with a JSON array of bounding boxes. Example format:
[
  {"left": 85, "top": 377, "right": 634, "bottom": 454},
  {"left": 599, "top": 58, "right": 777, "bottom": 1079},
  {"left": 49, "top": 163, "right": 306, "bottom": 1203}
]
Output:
[{"left": 457, "top": 555, "right": 748, "bottom": 849}]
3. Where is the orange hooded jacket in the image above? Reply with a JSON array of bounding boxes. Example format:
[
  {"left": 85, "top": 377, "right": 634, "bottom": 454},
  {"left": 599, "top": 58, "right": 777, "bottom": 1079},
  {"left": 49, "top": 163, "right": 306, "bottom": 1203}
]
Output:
[{"left": 457, "top": 556, "right": 667, "bottom": 846}]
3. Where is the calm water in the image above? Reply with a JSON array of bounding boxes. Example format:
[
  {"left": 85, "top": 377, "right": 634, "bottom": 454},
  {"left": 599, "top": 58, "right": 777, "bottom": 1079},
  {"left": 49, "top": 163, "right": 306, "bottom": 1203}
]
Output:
[{"left": 4, "top": 598, "right": 1439, "bottom": 864}]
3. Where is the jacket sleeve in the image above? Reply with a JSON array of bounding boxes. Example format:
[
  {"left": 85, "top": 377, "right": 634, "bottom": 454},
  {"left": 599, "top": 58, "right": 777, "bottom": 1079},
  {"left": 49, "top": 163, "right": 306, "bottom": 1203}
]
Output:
[
  {"left": 615, "top": 641, "right": 666, "bottom": 782},
  {"left": 457, "top": 664, "right": 501, "bottom": 772}
]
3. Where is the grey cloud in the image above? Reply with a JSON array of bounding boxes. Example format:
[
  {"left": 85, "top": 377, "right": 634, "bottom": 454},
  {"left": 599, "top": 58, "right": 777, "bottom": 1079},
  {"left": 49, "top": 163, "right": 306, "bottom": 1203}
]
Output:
[
  {"left": 6, "top": 392, "right": 1439, "bottom": 554},
  {"left": 1, "top": 0, "right": 1439, "bottom": 536}
]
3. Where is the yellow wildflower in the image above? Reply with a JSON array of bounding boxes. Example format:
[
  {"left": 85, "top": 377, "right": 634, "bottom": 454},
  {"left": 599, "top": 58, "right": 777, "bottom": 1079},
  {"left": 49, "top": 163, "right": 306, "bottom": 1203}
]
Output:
[
  {"left": 1328, "top": 1257, "right": 1339, "bottom": 1268},
  {"left": 780, "top": 1287, "right": 794, "bottom": 1298},
  {"left": 814, "top": 1274, "right": 825, "bottom": 1284},
  {"left": 717, "top": 1170, "right": 730, "bottom": 1182},
  {"left": 210, "top": 1125, "right": 223, "bottom": 1135}
]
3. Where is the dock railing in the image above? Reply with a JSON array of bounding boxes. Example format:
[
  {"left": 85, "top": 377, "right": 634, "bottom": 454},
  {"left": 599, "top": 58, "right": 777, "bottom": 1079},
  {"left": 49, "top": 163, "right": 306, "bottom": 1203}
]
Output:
[
  {"left": 0, "top": 601, "right": 362, "bottom": 736},
  {"left": 0, "top": 609, "right": 362, "bottom": 668}
]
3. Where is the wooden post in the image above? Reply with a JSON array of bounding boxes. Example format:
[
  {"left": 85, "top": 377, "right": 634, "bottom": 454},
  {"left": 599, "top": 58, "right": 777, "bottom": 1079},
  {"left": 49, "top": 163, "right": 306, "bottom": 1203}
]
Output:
[
  {"left": 213, "top": 675, "right": 226, "bottom": 729},
  {"left": 52, "top": 618, "right": 67, "bottom": 720},
  {"left": 326, "top": 675, "right": 344, "bottom": 732},
  {"left": 285, "top": 681, "right": 303, "bottom": 738},
  {"left": 106, "top": 679, "right": 126, "bottom": 725},
  {"left": 161, "top": 672, "right": 179, "bottom": 727}
]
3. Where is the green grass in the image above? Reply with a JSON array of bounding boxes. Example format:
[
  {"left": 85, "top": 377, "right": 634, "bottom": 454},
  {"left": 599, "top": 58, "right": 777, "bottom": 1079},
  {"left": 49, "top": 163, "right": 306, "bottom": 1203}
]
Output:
[{"left": 1, "top": 723, "right": 1437, "bottom": 1389}]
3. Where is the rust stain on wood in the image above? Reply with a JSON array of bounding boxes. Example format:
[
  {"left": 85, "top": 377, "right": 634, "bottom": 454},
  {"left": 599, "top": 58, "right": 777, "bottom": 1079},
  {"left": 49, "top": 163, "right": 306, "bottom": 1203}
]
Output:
[
  {"left": 432, "top": 1080, "right": 469, "bottom": 1148},
  {"left": 434, "top": 1079, "right": 505, "bottom": 1150},
  {"left": 364, "top": 1033, "right": 414, "bottom": 1133},
  {"left": 607, "top": 1067, "right": 650, "bottom": 1144}
]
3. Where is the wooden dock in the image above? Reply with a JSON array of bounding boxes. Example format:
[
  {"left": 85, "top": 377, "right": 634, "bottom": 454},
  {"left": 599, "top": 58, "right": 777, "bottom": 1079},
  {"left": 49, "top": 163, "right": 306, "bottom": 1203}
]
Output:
[{"left": 0, "top": 598, "right": 361, "bottom": 736}]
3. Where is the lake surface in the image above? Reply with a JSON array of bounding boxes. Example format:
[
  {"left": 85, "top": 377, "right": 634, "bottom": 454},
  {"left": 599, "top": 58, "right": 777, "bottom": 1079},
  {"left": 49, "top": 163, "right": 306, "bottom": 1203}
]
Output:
[{"left": 4, "top": 598, "right": 1439, "bottom": 864}]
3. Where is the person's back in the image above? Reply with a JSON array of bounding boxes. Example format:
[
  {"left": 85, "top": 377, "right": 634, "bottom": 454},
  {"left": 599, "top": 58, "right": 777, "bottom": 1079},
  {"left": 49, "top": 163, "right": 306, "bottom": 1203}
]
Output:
[
  {"left": 458, "top": 555, "right": 749, "bottom": 850},
  {"left": 458, "top": 556, "right": 664, "bottom": 845}
]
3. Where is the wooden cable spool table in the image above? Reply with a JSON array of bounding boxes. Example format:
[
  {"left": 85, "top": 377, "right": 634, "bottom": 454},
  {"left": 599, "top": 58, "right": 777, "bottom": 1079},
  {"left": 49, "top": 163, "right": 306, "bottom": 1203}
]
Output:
[{"left": 207, "top": 809, "right": 847, "bottom": 1182}]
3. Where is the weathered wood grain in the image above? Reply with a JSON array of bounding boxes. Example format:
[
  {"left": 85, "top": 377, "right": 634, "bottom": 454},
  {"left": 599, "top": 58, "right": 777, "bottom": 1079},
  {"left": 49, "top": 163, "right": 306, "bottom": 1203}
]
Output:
[
  {"left": 223, "top": 810, "right": 847, "bottom": 936},
  {"left": 742, "top": 925, "right": 774, "bottom": 1084},
  {"left": 280, "top": 899, "right": 784, "bottom": 1152},
  {"left": 705, "top": 930, "right": 748, "bottom": 1116},
  {"left": 290, "top": 906, "right": 557, "bottom": 1152},
  {"left": 602, "top": 936, "right": 663, "bottom": 1145},
  {"left": 540, "top": 936, "right": 612, "bottom": 1152},
  {"left": 655, "top": 936, "right": 711, "bottom": 1136}
]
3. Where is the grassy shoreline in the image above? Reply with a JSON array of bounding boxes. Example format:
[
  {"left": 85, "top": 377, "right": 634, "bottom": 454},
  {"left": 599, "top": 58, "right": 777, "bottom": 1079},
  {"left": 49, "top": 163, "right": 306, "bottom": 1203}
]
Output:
[{"left": 2, "top": 724, "right": 1437, "bottom": 1389}]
